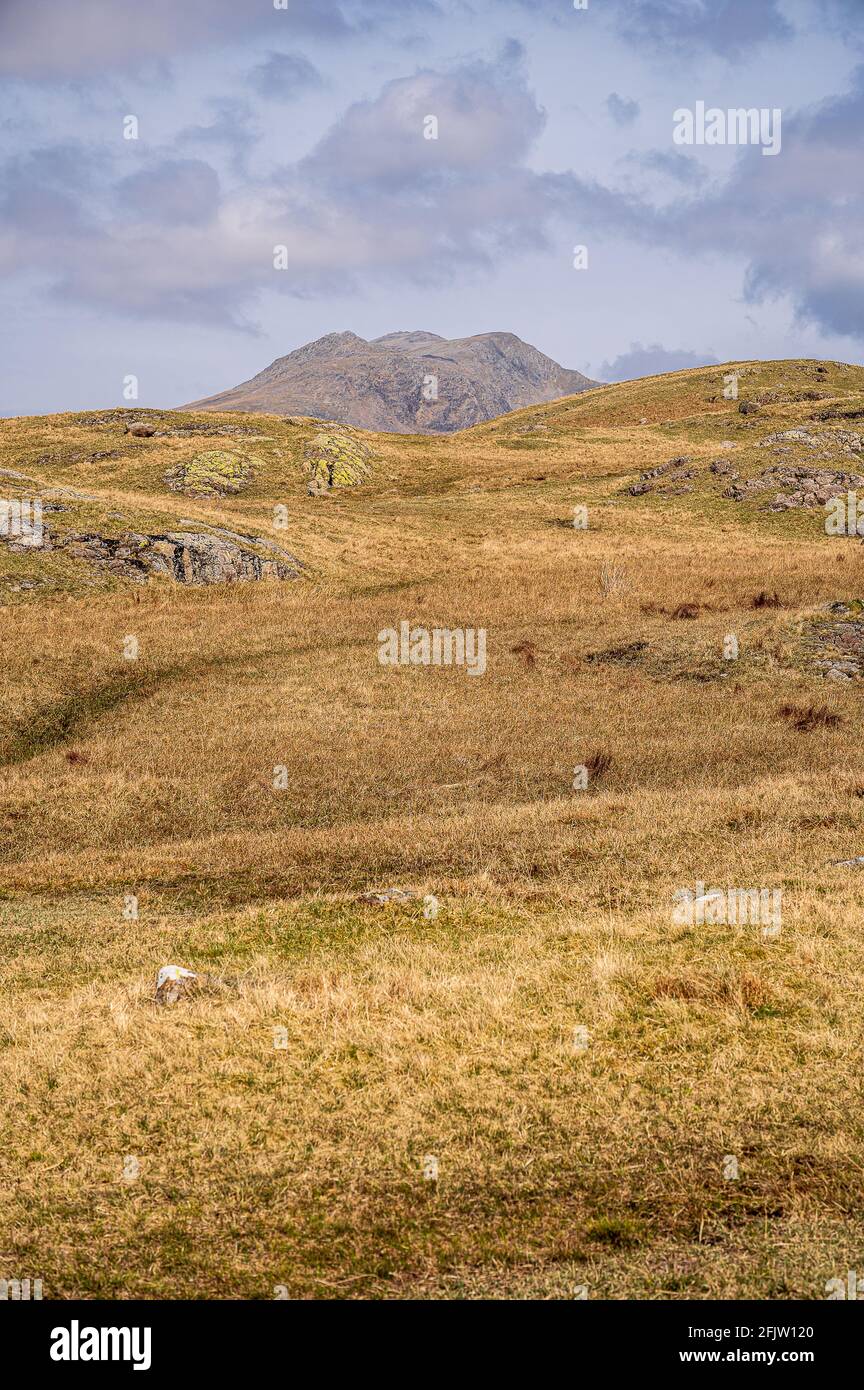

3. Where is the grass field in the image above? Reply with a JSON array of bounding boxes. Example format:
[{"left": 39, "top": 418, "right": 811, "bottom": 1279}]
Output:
[{"left": 2, "top": 358, "right": 864, "bottom": 1299}]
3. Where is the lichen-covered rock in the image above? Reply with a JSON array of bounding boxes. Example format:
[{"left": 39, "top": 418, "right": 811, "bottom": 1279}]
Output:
[
  {"left": 303, "top": 428, "right": 371, "bottom": 495},
  {"left": 164, "top": 450, "right": 254, "bottom": 498}
]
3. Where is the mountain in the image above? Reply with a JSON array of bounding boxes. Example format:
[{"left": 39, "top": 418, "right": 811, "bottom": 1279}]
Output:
[{"left": 183, "top": 329, "right": 597, "bottom": 432}]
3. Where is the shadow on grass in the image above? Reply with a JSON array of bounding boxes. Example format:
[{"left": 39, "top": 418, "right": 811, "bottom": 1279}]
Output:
[{"left": 0, "top": 668, "right": 168, "bottom": 766}]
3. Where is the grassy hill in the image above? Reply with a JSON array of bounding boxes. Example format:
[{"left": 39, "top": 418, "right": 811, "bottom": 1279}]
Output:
[{"left": 2, "top": 358, "right": 864, "bottom": 1299}]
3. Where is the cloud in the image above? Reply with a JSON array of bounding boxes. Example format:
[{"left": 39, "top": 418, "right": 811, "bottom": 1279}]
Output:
[
  {"left": 247, "top": 51, "right": 324, "bottom": 101},
  {"left": 4, "top": 36, "right": 860, "bottom": 350},
  {"left": 654, "top": 67, "right": 864, "bottom": 340},
  {"left": 577, "top": 68, "right": 864, "bottom": 346},
  {"left": 607, "top": 93, "right": 640, "bottom": 127},
  {"left": 0, "top": 0, "right": 435, "bottom": 78},
  {"left": 818, "top": 0, "right": 864, "bottom": 41},
  {"left": 0, "top": 48, "right": 613, "bottom": 327},
  {"left": 615, "top": 0, "right": 794, "bottom": 62},
  {"left": 301, "top": 44, "right": 542, "bottom": 189},
  {"left": 116, "top": 159, "right": 221, "bottom": 226},
  {"left": 501, "top": 0, "right": 795, "bottom": 60},
  {"left": 0, "top": 0, "right": 804, "bottom": 81},
  {"left": 0, "top": 144, "right": 98, "bottom": 235},
  {"left": 0, "top": 140, "right": 255, "bottom": 325},
  {"left": 176, "top": 99, "right": 260, "bottom": 175},
  {"left": 627, "top": 149, "right": 708, "bottom": 187},
  {"left": 597, "top": 343, "right": 719, "bottom": 381}
]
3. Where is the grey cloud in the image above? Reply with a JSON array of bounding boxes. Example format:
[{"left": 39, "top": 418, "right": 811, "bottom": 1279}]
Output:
[
  {"left": 0, "top": 144, "right": 97, "bottom": 236},
  {"left": 247, "top": 52, "right": 324, "bottom": 101},
  {"left": 597, "top": 343, "right": 719, "bottom": 381},
  {"left": 0, "top": 0, "right": 799, "bottom": 82},
  {"left": 116, "top": 159, "right": 221, "bottom": 226},
  {"left": 0, "top": 0, "right": 434, "bottom": 78},
  {"left": 300, "top": 47, "right": 542, "bottom": 191},
  {"left": 628, "top": 149, "right": 708, "bottom": 187},
  {"left": 5, "top": 42, "right": 858, "bottom": 349},
  {"left": 177, "top": 99, "right": 260, "bottom": 174},
  {"left": 578, "top": 68, "right": 864, "bottom": 345},
  {"left": 0, "top": 51, "right": 572, "bottom": 325},
  {"left": 818, "top": 0, "right": 864, "bottom": 40},
  {"left": 503, "top": 0, "right": 795, "bottom": 59},
  {"left": 607, "top": 93, "right": 640, "bottom": 127},
  {"left": 615, "top": 0, "right": 794, "bottom": 61},
  {"left": 655, "top": 68, "right": 864, "bottom": 340}
]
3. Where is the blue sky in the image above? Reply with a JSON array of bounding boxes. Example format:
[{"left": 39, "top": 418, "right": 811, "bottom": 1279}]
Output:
[{"left": 0, "top": 0, "right": 861, "bottom": 415}]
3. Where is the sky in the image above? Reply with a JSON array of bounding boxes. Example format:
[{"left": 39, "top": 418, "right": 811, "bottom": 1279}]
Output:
[{"left": 0, "top": 0, "right": 862, "bottom": 416}]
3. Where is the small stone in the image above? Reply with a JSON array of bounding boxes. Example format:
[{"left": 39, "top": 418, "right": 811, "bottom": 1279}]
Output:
[
  {"left": 155, "top": 964, "right": 198, "bottom": 1005},
  {"left": 358, "top": 887, "right": 418, "bottom": 906}
]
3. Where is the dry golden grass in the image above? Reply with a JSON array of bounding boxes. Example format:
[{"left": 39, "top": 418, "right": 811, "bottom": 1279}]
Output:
[{"left": 2, "top": 357, "right": 864, "bottom": 1298}]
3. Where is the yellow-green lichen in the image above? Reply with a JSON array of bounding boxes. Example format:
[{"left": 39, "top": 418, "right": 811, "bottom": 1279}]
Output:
[
  {"left": 165, "top": 451, "right": 255, "bottom": 498},
  {"left": 304, "top": 429, "right": 372, "bottom": 493}
]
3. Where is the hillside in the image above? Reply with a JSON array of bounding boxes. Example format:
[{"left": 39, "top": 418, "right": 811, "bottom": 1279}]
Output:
[
  {"left": 2, "top": 356, "right": 864, "bottom": 1300},
  {"left": 184, "top": 329, "right": 597, "bottom": 433}
]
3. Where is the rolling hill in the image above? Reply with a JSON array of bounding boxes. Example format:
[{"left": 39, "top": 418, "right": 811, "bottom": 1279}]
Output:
[{"left": 2, "top": 356, "right": 864, "bottom": 1299}]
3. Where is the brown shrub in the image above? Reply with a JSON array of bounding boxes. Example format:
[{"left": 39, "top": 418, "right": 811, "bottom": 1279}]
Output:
[{"left": 778, "top": 704, "right": 842, "bottom": 732}]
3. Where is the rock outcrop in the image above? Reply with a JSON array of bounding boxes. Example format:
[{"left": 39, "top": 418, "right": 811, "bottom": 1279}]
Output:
[
  {"left": 303, "top": 427, "right": 372, "bottom": 495},
  {"left": 62, "top": 529, "right": 300, "bottom": 583},
  {"left": 1, "top": 519, "right": 300, "bottom": 584},
  {"left": 164, "top": 450, "right": 255, "bottom": 498},
  {"left": 722, "top": 465, "right": 864, "bottom": 509},
  {"left": 628, "top": 457, "right": 698, "bottom": 496}
]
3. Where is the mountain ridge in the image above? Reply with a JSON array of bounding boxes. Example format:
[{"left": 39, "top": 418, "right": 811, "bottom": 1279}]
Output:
[{"left": 184, "top": 329, "right": 597, "bottom": 433}]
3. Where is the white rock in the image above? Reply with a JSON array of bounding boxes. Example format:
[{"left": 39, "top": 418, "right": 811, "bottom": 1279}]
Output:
[{"left": 155, "top": 964, "right": 198, "bottom": 1005}]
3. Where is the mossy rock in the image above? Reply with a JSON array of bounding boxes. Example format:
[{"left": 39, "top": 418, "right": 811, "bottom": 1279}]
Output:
[
  {"left": 164, "top": 451, "right": 255, "bottom": 498},
  {"left": 303, "top": 429, "right": 372, "bottom": 494}
]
